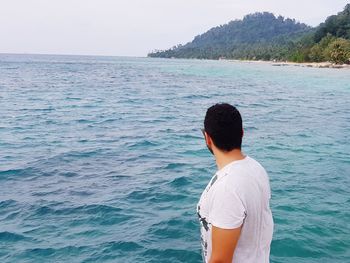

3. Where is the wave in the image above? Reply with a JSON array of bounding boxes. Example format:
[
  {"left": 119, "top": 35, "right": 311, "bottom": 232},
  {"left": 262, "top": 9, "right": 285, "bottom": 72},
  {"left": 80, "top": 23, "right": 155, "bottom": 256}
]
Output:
[
  {"left": 0, "top": 231, "right": 31, "bottom": 242},
  {"left": 169, "top": 176, "right": 191, "bottom": 187}
]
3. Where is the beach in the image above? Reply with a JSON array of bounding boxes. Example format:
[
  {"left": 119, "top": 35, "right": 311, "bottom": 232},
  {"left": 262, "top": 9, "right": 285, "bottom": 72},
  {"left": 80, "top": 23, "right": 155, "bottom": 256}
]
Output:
[{"left": 226, "top": 59, "right": 350, "bottom": 69}]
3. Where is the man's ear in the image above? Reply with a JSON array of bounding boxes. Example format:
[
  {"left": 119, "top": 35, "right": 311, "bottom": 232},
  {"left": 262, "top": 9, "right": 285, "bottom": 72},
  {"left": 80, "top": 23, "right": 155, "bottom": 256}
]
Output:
[{"left": 205, "top": 132, "right": 212, "bottom": 146}]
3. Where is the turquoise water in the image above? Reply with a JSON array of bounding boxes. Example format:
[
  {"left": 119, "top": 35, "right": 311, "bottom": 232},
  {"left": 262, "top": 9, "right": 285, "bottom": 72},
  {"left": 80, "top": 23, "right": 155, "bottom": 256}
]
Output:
[{"left": 0, "top": 54, "right": 349, "bottom": 263}]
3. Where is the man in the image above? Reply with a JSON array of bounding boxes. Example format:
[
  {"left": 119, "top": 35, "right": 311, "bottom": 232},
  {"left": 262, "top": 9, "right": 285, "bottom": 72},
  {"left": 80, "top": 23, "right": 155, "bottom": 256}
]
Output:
[{"left": 197, "top": 103, "right": 273, "bottom": 263}]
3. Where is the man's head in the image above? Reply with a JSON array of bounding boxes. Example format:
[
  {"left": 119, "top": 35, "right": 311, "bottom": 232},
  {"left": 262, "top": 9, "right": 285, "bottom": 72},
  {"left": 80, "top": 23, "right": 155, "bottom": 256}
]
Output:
[{"left": 203, "top": 103, "right": 243, "bottom": 154}]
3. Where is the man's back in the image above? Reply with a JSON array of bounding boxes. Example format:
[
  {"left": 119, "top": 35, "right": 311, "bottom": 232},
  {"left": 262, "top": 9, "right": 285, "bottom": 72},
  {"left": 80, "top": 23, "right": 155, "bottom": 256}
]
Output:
[{"left": 197, "top": 155, "right": 274, "bottom": 263}]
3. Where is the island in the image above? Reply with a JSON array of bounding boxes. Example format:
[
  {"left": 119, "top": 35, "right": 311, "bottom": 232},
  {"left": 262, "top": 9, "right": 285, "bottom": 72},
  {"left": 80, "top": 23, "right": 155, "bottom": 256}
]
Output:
[{"left": 148, "top": 4, "right": 350, "bottom": 67}]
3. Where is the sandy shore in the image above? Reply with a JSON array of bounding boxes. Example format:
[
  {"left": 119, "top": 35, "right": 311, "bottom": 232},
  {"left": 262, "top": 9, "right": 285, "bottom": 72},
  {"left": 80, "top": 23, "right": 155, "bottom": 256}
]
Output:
[{"left": 225, "top": 59, "right": 350, "bottom": 69}]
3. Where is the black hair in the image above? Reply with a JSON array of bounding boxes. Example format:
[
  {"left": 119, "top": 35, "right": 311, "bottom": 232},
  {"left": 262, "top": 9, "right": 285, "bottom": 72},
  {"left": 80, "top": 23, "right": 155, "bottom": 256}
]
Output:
[{"left": 204, "top": 103, "right": 243, "bottom": 151}]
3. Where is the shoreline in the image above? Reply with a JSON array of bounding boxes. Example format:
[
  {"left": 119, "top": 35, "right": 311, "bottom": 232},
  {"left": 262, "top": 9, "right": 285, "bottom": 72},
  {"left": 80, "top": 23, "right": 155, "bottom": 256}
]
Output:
[{"left": 225, "top": 59, "right": 350, "bottom": 69}]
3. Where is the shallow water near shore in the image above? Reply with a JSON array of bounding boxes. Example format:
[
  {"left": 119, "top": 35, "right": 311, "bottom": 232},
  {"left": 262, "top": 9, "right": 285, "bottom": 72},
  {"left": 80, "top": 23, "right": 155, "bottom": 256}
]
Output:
[{"left": 0, "top": 54, "right": 349, "bottom": 263}]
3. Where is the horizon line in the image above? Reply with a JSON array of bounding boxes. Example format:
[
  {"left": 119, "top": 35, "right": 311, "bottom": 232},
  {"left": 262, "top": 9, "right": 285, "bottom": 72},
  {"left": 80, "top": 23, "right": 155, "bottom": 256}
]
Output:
[{"left": 0, "top": 52, "right": 148, "bottom": 58}]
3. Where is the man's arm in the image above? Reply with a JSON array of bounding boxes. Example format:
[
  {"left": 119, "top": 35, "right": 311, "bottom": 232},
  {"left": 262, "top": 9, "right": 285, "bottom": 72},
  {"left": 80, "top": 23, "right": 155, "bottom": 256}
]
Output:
[{"left": 209, "top": 225, "right": 242, "bottom": 263}]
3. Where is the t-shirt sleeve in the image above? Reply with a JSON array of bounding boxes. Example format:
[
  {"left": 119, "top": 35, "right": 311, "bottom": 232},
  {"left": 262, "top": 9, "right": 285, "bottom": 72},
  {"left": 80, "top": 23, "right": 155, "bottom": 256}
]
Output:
[{"left": 209, "top": 183, "right": 246, "bottom": 229}]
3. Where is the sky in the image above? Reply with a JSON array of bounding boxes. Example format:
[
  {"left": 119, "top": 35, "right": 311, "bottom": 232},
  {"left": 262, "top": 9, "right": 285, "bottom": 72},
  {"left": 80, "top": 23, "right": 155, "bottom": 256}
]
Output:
[{"left": 0, "top": 0, "right": 348, "bottom": 57}]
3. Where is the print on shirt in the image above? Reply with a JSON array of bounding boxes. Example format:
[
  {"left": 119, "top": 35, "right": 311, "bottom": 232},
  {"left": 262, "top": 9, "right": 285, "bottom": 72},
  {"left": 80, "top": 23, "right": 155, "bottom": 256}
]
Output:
[
  {"left": 208, "top": 174, "right": 217, "bottom": 191},
  {"left": 197, "top": 173, "right": 218, "bottom": 262},
  {"left": 197, "top": 204, "right": 209, "bottom": 261},
  {"left": 197, "top": 205, "right": 209, "bottom": 231}
]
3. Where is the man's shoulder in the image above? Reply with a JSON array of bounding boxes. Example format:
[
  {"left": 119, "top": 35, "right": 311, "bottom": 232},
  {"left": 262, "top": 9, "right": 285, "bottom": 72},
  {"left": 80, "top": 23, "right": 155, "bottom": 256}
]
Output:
[
  {"left": 224, "top": 156, "right": 269, "bottom": 186},
  {"left": 236, "top": 155, "right": 267, "bottom": 173},
  {"left": 224, "top": 156, "right": 258, "bottom": 173}
]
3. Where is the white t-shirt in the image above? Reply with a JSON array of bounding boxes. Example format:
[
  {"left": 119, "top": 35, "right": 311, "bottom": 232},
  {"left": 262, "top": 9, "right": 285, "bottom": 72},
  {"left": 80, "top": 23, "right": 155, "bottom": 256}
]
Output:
[{"left": 197, "top": 155, "right": 273, "bottom": 263}]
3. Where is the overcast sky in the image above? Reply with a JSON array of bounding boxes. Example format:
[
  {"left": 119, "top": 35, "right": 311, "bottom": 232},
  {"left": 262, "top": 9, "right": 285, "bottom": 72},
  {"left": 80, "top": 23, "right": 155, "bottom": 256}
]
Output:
[{"left": 0, "top": 0, "right": 348, "bottom": 57}]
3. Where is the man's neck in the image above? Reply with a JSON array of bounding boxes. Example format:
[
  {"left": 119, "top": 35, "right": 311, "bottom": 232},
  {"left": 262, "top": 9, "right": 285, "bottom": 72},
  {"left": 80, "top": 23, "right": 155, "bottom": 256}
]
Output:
[{"left": 215, "top": 149, "right": 246, "bottom": 170}]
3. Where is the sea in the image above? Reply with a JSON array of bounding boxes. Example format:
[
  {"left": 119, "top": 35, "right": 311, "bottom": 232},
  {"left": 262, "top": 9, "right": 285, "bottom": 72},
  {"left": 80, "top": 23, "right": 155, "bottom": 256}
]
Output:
[{"left": 0, "top": 54, "right": 349, "bottom": 263}]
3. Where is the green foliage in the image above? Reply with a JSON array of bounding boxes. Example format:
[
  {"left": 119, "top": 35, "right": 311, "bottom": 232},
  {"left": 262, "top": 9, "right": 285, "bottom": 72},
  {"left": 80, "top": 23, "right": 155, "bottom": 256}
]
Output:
[
  {"left": 309, "top": 45, "right": 324, "bottom": 62},
  {"left": 314, "top": 4, "right": 350, "bottom": 42},
  {"left": 309, "top": 34, "right": 336, "bottom": 62},
  {"left": 326, "top": 38, "right": 350, "bottom": 64}
]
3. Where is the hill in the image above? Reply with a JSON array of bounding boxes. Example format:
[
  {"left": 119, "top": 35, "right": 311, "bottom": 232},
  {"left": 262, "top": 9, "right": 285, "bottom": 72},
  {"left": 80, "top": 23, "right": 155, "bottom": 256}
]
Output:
[
  {"left": 149, "top": 12, "right": 312, "bottom": 60},
  {"left": 314, "top": 4, "right": 350, "bottom": 42},
  {"left": 148, "top": 4, "right": 350, "bottom": 64}
]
